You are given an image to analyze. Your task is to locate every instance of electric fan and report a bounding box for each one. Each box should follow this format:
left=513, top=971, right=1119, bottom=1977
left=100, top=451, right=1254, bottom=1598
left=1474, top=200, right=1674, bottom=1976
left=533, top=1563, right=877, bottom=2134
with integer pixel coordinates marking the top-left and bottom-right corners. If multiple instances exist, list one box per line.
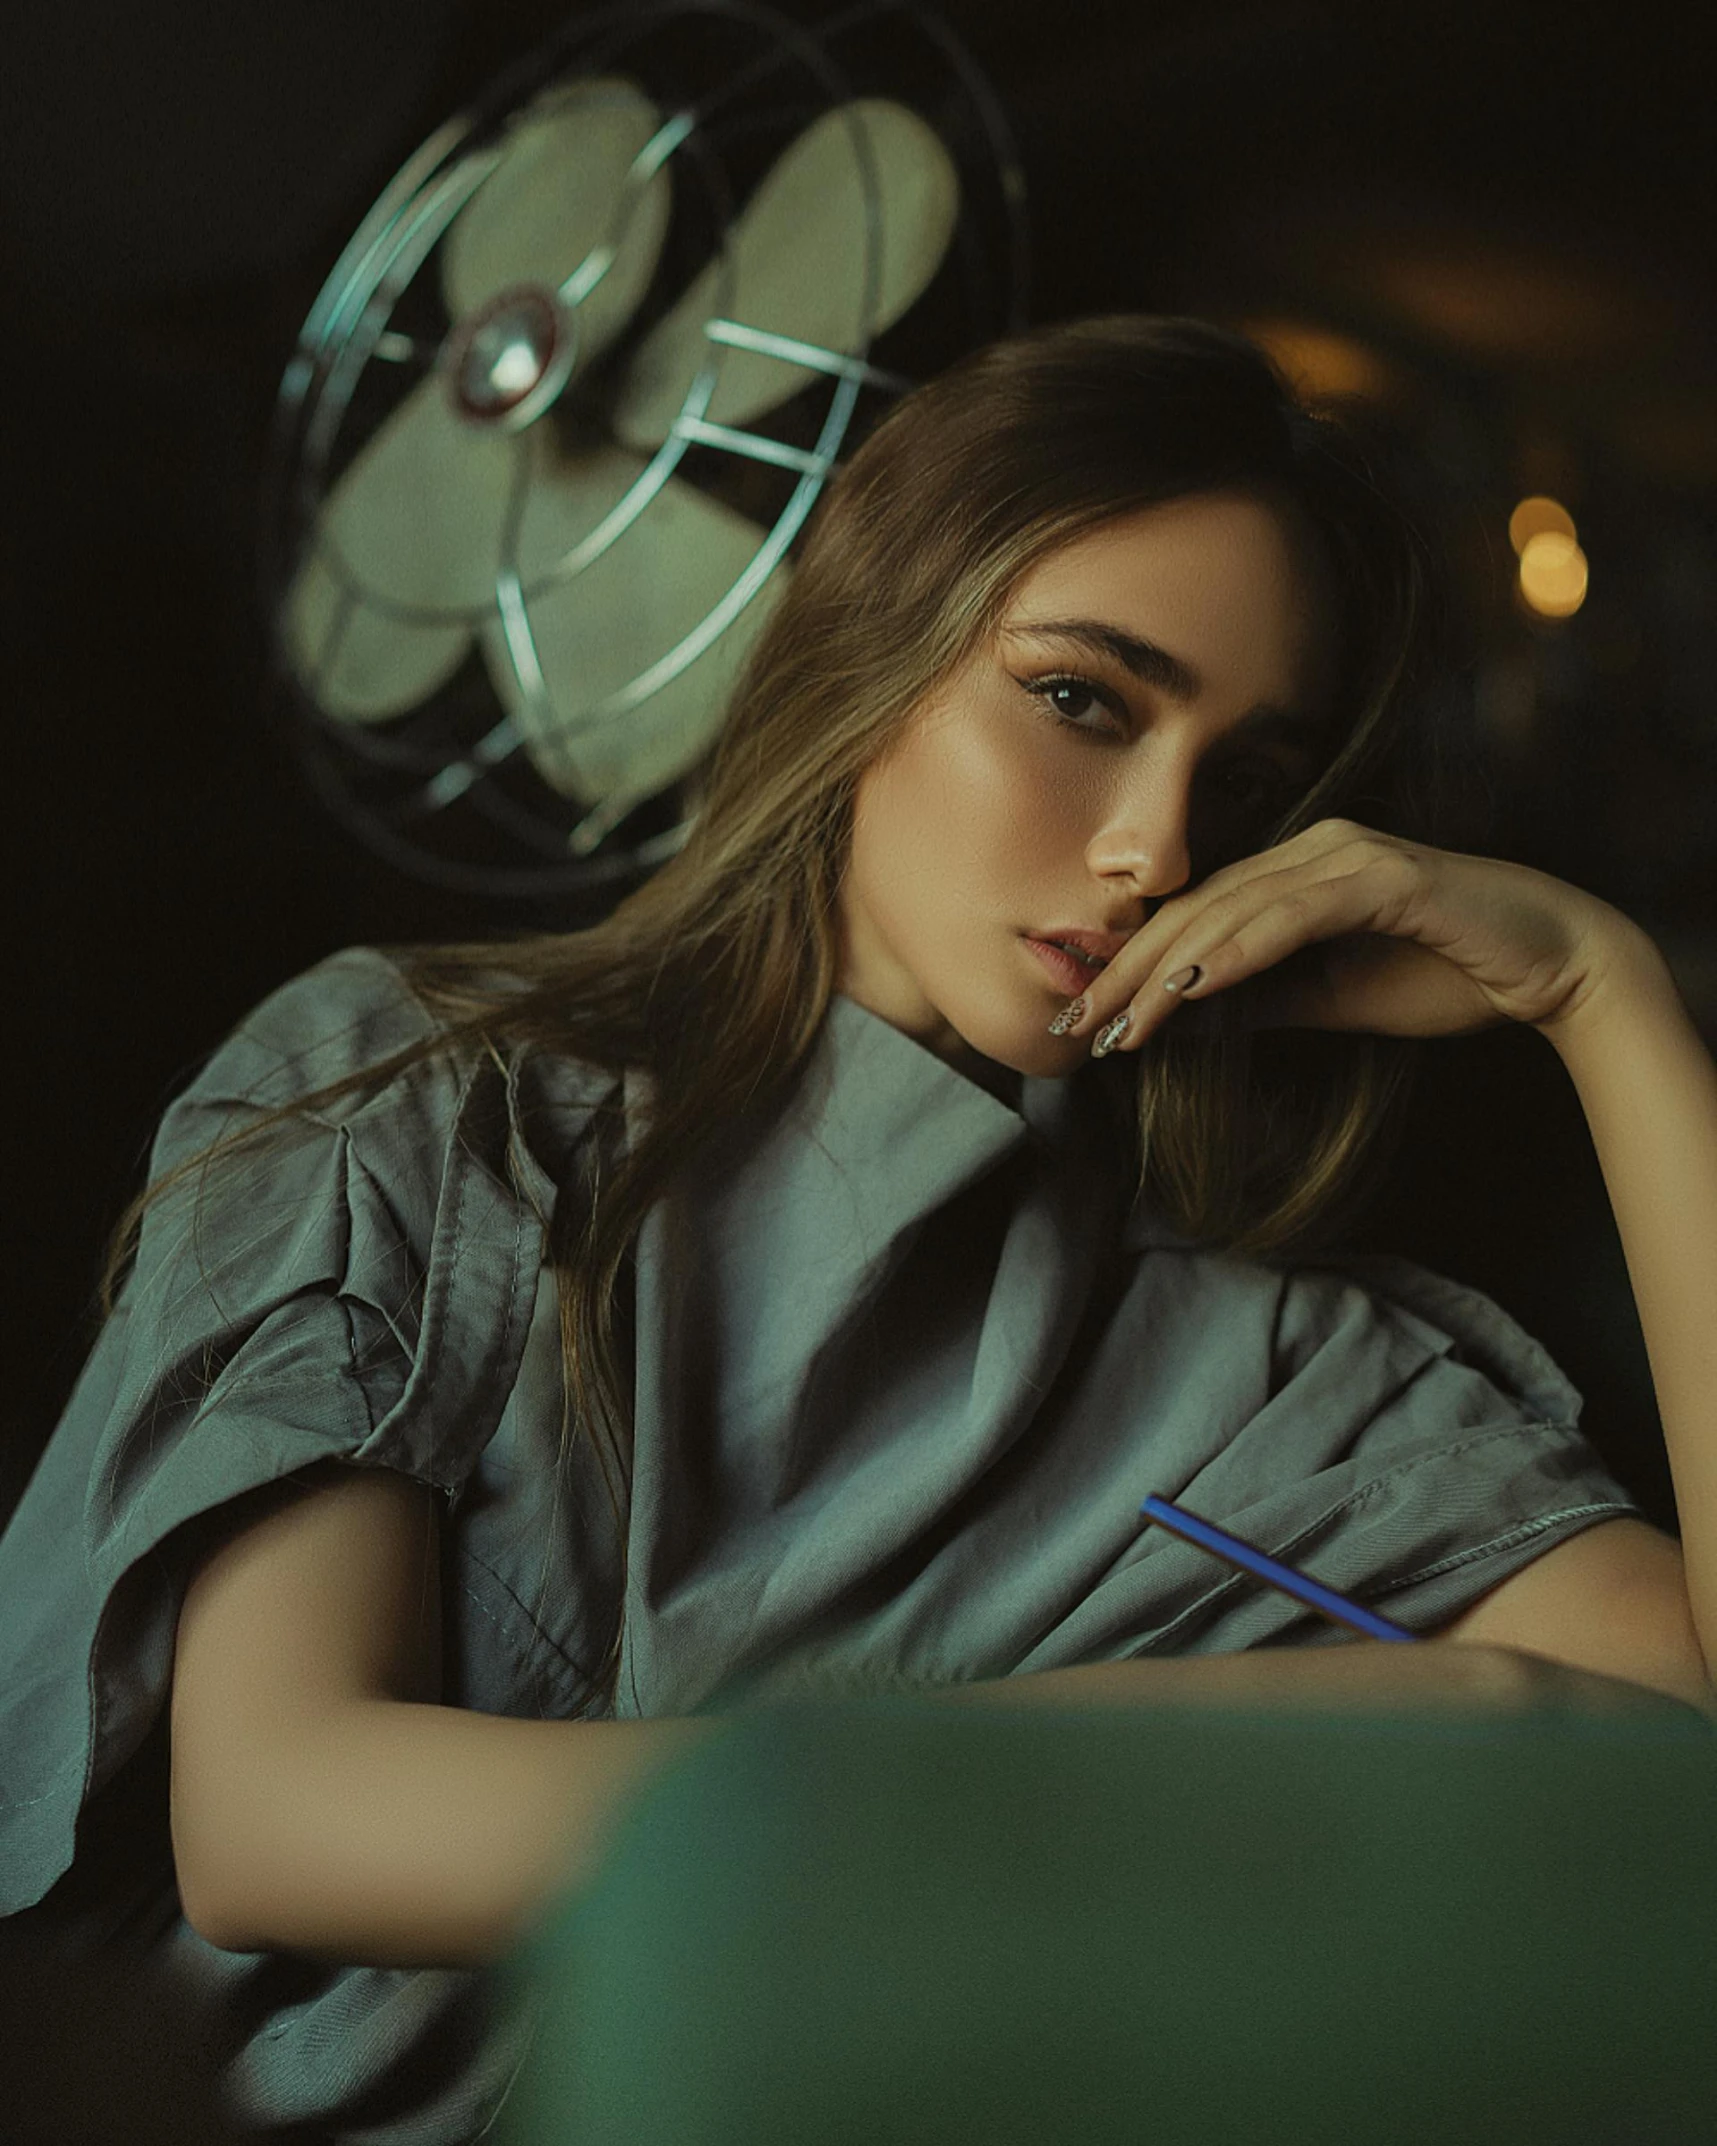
left=265, top=0, right=1028, bottom=897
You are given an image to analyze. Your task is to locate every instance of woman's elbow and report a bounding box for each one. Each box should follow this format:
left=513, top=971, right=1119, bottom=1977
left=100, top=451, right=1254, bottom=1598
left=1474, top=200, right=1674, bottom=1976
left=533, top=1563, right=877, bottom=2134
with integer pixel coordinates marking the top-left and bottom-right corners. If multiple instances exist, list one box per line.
left=169, top=1737, right=321, bottom=1955
left=170, top=1778, right=267, bottom=1954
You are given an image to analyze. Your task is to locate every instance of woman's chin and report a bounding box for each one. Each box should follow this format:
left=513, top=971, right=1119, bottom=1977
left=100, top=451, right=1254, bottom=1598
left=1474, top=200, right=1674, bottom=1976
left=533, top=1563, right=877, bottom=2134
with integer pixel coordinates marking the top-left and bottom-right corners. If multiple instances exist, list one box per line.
left=947, top=1023, right=1084, bottom=1088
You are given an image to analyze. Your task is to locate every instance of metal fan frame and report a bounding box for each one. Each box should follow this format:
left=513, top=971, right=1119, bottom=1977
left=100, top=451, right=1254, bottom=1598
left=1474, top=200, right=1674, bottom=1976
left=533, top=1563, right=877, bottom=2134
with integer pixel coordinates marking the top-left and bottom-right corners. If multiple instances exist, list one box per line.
left=263, top=0, right=1028, bottom=896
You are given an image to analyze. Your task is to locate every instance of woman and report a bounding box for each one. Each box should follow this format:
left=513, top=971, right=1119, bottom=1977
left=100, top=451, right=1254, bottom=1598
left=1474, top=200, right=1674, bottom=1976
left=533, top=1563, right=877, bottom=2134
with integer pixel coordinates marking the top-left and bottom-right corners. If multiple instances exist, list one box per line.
left=2, top=315, right=1712, bottom=2143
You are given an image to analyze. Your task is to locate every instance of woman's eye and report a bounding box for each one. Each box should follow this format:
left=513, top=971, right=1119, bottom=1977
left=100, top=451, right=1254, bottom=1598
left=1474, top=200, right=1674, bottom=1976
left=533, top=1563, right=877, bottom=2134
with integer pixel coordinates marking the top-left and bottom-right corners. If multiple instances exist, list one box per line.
left=1026, top=675, right=1125, bottom=735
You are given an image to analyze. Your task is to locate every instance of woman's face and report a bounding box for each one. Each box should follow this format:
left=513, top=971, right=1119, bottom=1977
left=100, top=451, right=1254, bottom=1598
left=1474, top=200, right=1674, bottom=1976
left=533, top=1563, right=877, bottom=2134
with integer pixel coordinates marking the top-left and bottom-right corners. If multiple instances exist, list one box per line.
left=836, top=489, right=1343, bottom=1083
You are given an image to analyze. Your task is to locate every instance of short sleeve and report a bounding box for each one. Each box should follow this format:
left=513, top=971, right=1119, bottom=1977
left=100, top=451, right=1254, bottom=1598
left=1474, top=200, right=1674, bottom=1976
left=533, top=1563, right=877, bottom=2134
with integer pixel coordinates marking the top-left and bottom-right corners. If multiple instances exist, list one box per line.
left=1110, top=1245, right=1649, bottom=1658
left=0, top=947, right=555, bottom=1911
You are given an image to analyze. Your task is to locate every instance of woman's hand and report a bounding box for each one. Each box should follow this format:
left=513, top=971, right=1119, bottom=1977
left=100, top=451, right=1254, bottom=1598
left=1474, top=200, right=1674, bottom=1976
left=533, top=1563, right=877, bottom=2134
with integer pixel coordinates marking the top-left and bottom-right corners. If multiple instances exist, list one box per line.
left=1056, top=817, right=1661, bottom=1054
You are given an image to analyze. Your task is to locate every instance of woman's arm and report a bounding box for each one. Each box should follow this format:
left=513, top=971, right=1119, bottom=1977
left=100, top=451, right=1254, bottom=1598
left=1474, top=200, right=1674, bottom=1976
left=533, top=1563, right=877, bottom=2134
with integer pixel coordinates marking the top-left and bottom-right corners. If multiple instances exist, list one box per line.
left=172, top=1463, right=1701, bottom=1973
left=1039, top=821, right=1717, bottom=1708
left=170, top=1462, right=708, bottom=1969
left=943, top=1638, right=1705, bottom=1721
left=1533, top=925, right=1717, bottom=1676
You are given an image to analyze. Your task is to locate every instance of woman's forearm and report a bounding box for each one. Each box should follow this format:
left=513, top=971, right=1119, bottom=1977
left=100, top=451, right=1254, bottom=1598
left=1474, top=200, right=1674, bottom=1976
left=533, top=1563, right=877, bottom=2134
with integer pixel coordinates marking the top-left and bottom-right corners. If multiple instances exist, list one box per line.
left=183, top=1701, right=718, bottom=1970
left=1541, top=930, right=1717, bottom=1676
left=942, top=1637, right=1706, bottom=1719
left=190, top=1658, right=1436, bottom=1969
left=191, top=1639, right=1697, bottom=1970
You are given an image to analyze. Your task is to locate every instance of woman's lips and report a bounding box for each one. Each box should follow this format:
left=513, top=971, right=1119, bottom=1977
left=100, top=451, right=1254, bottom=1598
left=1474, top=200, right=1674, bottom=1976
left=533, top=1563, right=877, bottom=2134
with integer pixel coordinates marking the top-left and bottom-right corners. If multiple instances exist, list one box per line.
left=1024, top=936, right=1105, bottom=995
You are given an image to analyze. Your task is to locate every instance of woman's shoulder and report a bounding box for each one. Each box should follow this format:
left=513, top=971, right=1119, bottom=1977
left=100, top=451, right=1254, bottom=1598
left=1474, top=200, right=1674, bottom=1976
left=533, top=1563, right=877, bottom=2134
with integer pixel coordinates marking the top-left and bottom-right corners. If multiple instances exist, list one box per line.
left=181, top=945, right=455, bottom=1113
left=1277, top=1245, right=1583, bottom=1429
left=172, top=944, right=616, bottom=1137
left=131, top=946, right=625, bottom=1260
left=1124, top=1200, right=1581, bottom=1432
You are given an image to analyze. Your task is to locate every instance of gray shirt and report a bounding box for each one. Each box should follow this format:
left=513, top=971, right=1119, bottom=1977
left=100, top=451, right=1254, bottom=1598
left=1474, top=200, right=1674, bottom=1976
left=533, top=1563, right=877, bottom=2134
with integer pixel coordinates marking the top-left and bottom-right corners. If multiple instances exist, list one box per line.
left=0, top=947, right=1644, bottom=2141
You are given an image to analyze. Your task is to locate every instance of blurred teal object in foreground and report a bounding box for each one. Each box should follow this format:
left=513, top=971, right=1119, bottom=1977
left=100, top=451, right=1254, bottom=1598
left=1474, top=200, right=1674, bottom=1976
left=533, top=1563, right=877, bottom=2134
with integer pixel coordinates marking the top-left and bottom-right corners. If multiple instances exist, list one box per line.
left=498, top=1695, right=1717, bottom=2144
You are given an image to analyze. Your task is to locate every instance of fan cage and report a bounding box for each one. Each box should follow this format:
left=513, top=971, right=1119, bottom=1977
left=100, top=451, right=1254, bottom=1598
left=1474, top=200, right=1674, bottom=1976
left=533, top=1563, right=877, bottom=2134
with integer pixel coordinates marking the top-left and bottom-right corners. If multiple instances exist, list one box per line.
left=262, top=0, right=1028, bottom=897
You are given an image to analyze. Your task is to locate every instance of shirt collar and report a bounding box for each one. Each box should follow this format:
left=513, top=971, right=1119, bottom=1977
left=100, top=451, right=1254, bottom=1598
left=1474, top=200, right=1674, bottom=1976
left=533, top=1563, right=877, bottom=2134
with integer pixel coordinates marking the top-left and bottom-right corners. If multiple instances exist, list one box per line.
left=506, top=987, right=1140, bottom=1229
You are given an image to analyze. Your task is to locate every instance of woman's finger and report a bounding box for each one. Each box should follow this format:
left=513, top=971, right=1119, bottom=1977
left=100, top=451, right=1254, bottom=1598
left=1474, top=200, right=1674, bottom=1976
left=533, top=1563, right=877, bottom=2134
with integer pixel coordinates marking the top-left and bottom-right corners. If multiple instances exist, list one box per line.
left=1056, top=824, right=1387, bottom=1039
left=1059, top=835, right=1404, bottom=1049
left=1091, top=858, right=1396, bottom=1054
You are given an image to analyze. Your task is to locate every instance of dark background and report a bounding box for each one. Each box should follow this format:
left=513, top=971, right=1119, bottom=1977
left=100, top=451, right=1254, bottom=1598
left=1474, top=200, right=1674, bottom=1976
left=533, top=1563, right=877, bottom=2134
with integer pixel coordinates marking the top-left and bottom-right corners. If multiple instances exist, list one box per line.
left=6, top=0, right=1715, bottom=1535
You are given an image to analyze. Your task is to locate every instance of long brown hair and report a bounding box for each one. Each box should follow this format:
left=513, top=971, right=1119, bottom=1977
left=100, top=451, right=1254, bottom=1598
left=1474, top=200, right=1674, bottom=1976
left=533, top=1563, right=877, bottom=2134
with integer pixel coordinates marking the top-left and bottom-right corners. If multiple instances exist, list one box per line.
left=103, top=315, right=1461, bottom=1713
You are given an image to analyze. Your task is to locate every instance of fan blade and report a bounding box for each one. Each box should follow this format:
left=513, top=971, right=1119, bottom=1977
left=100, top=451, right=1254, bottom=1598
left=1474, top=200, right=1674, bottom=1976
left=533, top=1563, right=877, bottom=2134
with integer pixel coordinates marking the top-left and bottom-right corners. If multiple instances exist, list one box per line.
left=612, top=98, right=959, bottom=449
left=284, top=378, right=530, bottom=718
left=443, top=76, right=671, bottom=368
left=284, top=545, right=473, bottom=722
left=479, top=446, right=786, bottom=810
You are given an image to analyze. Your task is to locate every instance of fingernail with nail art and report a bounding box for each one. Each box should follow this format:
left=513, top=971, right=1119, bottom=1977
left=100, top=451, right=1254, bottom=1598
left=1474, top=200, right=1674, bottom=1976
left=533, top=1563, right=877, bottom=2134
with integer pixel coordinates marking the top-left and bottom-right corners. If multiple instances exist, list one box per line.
left=1092, top=1013, right=1132, bottom=1057
left=1047, top=996, right=1087, bottom=1036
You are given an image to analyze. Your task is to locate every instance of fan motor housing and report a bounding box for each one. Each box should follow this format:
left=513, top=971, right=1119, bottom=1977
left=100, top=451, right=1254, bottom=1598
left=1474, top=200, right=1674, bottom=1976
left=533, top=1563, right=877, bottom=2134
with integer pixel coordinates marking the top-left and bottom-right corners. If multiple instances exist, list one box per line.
left=444, top=284, right=579, bottom=431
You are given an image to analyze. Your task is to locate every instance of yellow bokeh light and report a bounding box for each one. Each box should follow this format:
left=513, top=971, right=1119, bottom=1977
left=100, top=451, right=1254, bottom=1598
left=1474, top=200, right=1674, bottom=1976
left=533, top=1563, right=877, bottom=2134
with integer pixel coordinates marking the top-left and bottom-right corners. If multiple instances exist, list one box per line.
left=1518, top=530, right=1588, bottom=617
left=1508, top=494, right=1576, bottom=555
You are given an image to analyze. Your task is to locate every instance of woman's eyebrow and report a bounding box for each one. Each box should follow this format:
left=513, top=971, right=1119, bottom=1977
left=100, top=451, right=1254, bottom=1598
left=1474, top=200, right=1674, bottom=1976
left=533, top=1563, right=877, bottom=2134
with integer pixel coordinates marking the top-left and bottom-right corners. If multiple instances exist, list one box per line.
left=1002, top=615, right=1324, bottom=742
left=1006, top=615, right=1204, bottom=699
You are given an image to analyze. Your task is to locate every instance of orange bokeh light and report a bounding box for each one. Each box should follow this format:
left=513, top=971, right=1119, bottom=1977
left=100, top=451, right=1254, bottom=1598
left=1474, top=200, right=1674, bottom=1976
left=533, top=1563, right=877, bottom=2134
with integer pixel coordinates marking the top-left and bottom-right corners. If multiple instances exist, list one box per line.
left=1241, top=318, right=1394, bottom=403
left=1508, top=495, right=1576, bottom=555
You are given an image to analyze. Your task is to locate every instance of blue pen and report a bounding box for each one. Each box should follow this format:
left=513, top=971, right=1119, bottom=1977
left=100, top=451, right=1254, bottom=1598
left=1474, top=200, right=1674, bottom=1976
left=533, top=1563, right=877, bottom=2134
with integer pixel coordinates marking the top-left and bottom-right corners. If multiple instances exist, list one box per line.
left=1139, top=1494, right=1419, bottom=1643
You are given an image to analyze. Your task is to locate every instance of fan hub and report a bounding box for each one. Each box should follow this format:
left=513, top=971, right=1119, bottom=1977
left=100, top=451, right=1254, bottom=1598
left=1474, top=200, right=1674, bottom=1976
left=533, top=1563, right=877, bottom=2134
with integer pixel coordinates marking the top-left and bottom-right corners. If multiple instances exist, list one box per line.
left=444, top=283, right=577, bottom=429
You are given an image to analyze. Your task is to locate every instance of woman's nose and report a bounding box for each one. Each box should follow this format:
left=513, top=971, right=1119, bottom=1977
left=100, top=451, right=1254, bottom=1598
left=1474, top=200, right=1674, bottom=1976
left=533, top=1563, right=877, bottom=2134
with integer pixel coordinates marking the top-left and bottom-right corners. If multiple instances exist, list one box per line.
left=1088, top=774, right=1194, bottom=900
